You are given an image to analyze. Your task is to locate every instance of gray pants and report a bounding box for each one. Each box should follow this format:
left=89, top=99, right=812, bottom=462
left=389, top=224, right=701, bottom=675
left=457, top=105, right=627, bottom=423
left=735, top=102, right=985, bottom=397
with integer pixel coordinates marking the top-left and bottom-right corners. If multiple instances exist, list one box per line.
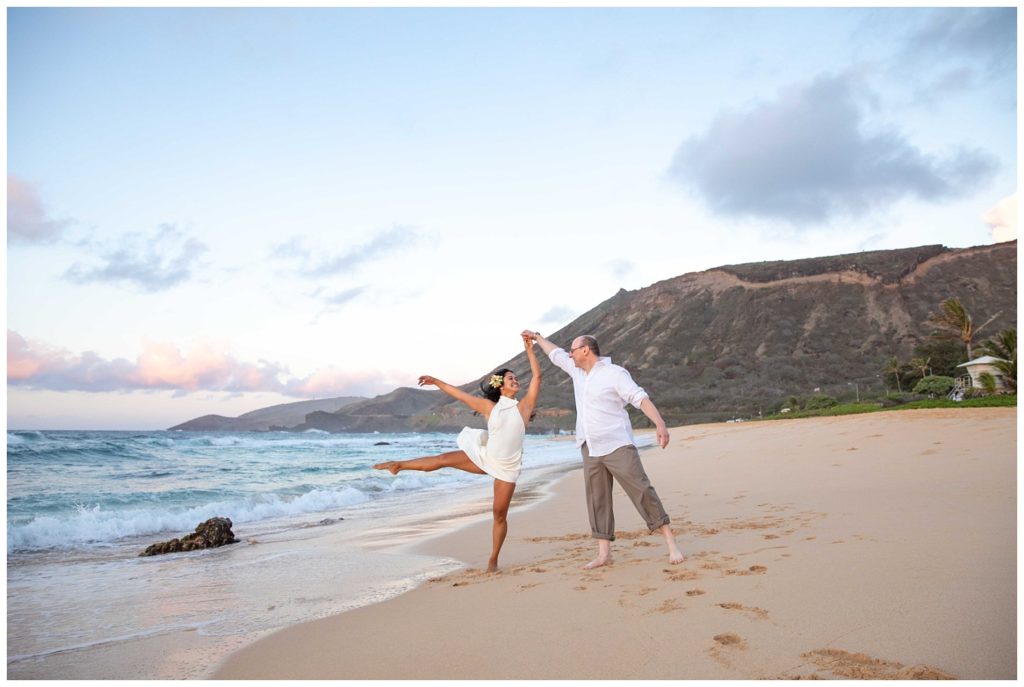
left=582, top=442, right=670, bottom=541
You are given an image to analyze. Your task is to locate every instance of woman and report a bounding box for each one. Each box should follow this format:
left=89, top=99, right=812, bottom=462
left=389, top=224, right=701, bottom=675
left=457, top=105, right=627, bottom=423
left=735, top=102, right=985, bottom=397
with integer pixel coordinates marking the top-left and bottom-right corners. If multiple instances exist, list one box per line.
left=373, top=333, right=542, bottom=572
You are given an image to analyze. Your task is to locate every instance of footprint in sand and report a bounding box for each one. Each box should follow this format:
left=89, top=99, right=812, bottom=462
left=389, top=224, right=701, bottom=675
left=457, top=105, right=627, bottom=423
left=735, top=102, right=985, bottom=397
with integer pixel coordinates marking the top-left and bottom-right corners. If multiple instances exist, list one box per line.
left=717, top=602, right=769, bottom=620
left=709, top=633, right=746, bottom=667
left=663, top=568, right=700, bottom=581
left=649, top=598, right=685, bottom=614
left=714, top=633, right=742, bottom=645
left=791, top=648, right=955, bottom=680
left=686, top=589, right=706, bottom=596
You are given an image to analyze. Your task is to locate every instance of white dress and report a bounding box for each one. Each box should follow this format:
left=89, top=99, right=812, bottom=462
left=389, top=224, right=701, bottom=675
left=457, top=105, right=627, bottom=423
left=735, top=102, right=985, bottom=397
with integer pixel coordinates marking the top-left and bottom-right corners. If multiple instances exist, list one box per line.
left=456, top=395, right=524, bottom=483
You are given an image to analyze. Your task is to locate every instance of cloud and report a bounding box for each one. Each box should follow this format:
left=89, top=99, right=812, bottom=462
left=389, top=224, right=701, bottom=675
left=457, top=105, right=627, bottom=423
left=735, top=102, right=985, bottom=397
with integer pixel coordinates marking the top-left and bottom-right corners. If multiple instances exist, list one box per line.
left=901, top=8, right=1015, bottom=78
left=284, top=366, right=392, bottom=398
left=667, top=72, right=999, bottom=225
left=982, top=193, right=1017, bottom=243
left=272, top=225, right=422, bottom=278
left=8, top=331, right=286, bottom=394
left=8, top=176, right=72, bottom=244
left=538, top=306, right=578, bottom=327
left=322, top=286, right=368, bottom=306
left=607, top=259, right=634, bottom=278
left=64, top=224, right=208, bottom=292
left=8, top=330, right=392, bottom=398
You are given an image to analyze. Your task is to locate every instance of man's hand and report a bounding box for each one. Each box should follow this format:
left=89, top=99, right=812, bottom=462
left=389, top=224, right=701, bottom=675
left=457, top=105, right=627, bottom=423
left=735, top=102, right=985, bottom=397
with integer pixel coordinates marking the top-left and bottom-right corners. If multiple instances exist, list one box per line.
left=656, top=424, right=670, bottom=449
left=524, top=329, right=559, bottom=355
left=418, top=375, right=439, bottom=387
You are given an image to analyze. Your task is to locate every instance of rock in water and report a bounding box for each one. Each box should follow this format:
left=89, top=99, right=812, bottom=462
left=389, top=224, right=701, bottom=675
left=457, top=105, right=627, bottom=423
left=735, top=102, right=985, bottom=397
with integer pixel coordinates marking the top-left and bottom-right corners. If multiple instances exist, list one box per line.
left=140, top=517, right=239, bottom=556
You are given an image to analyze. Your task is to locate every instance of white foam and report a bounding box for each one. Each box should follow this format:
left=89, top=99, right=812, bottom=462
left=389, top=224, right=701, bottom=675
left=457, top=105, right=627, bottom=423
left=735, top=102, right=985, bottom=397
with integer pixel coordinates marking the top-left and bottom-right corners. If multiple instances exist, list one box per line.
left=7, top=486, right=373, bottom=553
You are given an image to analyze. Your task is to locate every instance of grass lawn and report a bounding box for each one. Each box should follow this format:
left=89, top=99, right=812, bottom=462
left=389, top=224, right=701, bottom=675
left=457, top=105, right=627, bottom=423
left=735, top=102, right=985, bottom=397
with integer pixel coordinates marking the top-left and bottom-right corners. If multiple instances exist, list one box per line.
left=762, top=394, right=1017, bottom=421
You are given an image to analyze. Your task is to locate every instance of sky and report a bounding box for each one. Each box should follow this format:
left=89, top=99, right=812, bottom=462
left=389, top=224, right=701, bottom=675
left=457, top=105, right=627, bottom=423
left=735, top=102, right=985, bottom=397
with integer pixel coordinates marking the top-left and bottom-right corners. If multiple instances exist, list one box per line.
left=6, top=6, right=1018, bottom=430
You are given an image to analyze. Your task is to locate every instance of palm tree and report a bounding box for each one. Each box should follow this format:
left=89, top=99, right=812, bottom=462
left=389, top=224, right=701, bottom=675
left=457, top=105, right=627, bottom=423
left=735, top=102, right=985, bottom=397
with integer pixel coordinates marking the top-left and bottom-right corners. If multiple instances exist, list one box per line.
left=978, top=372, right=998, bottom=394
left=927, top=297, right=1000, bottom=360
left=977, top=328, right=1017, bottom=391
left=885, top=357, right=903, bottom=393
left=910, top=356, right=931, bottom=379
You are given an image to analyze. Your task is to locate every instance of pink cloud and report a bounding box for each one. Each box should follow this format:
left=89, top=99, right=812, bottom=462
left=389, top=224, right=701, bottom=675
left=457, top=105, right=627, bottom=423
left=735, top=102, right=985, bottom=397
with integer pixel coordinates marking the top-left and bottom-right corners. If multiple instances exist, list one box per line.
left=7, top=331, right=390, bottom=398
left=982, top=193, right=1017, bottom=243
left=285, top=367, right=391, bottom=397
left=8, top=176, right=71, bottom=244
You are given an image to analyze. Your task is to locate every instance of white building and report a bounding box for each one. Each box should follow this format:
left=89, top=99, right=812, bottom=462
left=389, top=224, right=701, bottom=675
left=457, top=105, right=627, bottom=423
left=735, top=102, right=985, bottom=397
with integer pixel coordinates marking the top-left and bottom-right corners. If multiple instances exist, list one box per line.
left=955, top=356, right=1009, bottom=391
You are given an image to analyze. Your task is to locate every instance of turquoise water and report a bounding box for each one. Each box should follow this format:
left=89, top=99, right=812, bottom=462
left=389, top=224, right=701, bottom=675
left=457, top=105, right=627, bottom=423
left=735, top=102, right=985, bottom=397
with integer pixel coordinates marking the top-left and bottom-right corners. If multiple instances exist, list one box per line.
left=6, top=429, right=582, bottom=672
left=7, top=429, right=577, bottom=553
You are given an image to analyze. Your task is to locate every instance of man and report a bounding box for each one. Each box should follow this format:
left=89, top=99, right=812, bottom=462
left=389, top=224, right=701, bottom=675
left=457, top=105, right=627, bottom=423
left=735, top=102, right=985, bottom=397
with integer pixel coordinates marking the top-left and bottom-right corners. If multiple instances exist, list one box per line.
left=524, top=330, right=684, bottom=569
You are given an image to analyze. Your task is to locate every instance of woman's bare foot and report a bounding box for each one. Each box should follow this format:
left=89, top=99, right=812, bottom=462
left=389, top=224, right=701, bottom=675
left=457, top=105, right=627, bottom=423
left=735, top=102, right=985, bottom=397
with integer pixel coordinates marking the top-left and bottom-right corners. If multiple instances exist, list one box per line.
left=372, top=461, right=400, bottom=475
left=486, top=559, right=499, bottom=573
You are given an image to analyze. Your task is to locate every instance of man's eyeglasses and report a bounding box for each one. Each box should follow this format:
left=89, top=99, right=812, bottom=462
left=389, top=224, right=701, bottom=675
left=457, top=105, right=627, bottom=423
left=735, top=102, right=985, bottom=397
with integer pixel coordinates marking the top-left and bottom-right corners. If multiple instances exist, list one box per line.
left=568, top=345, right=586, bottom=354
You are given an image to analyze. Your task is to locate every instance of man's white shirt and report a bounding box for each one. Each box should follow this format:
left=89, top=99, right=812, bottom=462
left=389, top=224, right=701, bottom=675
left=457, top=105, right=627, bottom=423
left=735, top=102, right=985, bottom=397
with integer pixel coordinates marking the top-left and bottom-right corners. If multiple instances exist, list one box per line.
left=548, top=348, right=649, bottom=457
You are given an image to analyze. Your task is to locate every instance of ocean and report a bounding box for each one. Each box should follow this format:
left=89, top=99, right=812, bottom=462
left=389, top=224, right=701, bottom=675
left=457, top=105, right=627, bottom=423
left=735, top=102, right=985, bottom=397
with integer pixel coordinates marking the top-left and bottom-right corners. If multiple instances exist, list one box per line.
left=6, top=429, right=596, bottom=676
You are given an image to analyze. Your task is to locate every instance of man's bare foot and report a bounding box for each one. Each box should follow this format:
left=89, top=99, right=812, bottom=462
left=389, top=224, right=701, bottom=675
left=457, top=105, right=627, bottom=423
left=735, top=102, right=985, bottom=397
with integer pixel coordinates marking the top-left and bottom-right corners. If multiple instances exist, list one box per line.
left=582, top=555, right=612, bottom=570
left=668, top=550, right=684, bottom=564
left=372, top=461, right=400, bottom=475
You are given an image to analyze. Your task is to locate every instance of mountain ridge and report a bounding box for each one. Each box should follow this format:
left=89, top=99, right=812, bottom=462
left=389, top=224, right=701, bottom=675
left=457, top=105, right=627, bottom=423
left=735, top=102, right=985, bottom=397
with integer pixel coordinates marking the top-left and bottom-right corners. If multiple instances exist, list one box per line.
left=168, top=241, right=1017, bottom=432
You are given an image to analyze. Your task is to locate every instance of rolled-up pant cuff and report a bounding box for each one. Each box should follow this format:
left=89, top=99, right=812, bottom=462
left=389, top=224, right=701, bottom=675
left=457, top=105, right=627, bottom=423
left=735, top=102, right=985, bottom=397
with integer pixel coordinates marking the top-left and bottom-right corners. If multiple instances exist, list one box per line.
left=648, top=516, right=670, bottom=532
left=592, top=531, right=615, bottom=541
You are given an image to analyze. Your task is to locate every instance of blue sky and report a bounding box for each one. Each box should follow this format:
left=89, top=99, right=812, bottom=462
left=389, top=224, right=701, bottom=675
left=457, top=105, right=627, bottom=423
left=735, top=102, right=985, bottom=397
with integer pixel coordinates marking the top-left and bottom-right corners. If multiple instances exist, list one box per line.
left=7, top=7, right=1017, bottom=430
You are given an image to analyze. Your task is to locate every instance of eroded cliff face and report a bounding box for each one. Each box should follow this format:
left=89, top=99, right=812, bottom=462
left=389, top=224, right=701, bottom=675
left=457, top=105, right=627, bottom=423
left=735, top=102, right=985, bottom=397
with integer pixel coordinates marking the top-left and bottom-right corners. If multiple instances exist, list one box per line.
left=471, top=241, right=1016, bottom=428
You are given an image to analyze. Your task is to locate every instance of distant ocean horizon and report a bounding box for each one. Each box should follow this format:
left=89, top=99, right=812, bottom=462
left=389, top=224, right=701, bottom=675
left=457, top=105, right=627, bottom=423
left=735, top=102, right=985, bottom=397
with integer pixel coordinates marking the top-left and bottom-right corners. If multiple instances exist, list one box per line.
left=6, top=429, right=592, bottom=672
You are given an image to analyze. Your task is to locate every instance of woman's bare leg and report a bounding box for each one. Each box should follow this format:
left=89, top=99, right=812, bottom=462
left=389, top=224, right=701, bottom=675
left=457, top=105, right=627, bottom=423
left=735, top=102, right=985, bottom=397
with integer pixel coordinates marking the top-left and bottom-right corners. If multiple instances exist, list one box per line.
left=488, top=479, right=516, bottom=572
left=373, top=450, right=486, bottom=476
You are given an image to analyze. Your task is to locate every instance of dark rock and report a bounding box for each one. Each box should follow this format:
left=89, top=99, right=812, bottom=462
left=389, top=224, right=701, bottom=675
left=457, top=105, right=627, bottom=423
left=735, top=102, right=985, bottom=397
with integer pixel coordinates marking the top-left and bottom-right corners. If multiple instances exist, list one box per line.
left=373, top=441, right=391, bottom=446
left=140, top=517, right=239, bottom=557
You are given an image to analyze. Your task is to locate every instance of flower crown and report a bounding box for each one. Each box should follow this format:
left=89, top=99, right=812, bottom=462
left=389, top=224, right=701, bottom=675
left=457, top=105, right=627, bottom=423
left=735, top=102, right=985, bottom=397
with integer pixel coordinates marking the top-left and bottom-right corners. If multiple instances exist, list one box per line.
left=488, top=374, right=504, bottom=389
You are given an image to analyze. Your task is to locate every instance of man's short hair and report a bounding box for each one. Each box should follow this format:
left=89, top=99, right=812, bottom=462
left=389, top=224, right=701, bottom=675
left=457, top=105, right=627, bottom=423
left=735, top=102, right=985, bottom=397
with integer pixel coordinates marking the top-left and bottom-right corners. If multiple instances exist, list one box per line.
left=579, top=335, right=600, bottom=356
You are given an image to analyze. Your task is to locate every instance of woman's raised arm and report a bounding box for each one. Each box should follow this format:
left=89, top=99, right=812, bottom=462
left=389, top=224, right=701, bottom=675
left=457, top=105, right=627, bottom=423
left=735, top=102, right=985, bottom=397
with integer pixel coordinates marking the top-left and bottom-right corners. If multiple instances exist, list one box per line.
left=418, top=375, right=494, bottom=417
left=517, top=333, right=542, bottom=425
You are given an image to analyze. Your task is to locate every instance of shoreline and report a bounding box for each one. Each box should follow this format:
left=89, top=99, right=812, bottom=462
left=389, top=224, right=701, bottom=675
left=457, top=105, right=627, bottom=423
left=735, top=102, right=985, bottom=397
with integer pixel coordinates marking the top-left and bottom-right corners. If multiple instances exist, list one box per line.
left=7, top=450, right=581, bottom=680
left=214, top=407, right=1016, bottom=679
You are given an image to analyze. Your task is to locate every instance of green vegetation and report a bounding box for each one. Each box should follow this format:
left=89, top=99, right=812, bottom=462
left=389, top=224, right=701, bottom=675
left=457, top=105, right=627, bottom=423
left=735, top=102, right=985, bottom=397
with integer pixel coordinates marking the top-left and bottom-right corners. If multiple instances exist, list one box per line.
left=927, top=296, right=1001, bottom=360
left=912, top=375, right=955, bottom=396
left=762, top=394, right=1015, bottom=421
left=804, top=394, right=838, bottom=410
left=977, top=328, right=1017, bottom=392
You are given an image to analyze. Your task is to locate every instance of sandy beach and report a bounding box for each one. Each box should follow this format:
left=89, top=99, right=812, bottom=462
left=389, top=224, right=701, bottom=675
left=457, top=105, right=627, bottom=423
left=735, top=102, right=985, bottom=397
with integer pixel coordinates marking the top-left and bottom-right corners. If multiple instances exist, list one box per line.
left=213, top=407, right=1016, bottom=679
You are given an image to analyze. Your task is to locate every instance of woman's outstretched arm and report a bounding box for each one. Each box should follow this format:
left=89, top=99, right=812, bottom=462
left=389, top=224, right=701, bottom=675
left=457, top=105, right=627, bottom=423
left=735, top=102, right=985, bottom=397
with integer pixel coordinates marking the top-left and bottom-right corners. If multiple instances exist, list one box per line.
left=418, top=375, right=494, bottom=417
left=518, top=333, right=542, bottom=425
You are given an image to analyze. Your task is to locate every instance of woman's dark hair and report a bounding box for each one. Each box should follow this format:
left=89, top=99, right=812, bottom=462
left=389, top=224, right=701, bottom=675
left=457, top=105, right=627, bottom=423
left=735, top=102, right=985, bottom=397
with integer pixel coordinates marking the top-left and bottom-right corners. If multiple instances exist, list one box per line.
left=479, top=368, right=514, bottom=403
